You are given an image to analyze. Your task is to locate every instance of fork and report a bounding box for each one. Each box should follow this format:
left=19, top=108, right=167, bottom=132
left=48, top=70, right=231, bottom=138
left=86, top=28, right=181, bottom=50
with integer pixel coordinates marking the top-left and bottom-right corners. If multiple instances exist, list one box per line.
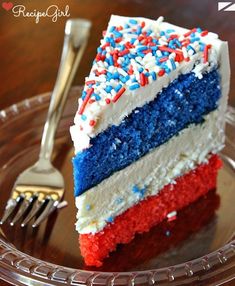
left=0, top=19, right=91, bottom=228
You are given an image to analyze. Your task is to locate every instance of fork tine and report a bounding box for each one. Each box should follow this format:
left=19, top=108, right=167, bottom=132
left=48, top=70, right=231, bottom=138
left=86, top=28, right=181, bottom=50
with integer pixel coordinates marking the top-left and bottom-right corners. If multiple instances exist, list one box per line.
left=0, top=198, right=19, bottom=225
left=21, top=200, right=44, bottom=227
left=32, top=199, right=58, bottom=228
left=10, top=198, right=32, bottom=226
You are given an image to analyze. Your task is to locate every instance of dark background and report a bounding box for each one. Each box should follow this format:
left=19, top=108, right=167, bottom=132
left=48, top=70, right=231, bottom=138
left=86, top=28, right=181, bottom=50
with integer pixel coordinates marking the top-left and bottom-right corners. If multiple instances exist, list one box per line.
left=0, top=1, right=234, bottom=285
left=0, top=0, right=234, bottom=111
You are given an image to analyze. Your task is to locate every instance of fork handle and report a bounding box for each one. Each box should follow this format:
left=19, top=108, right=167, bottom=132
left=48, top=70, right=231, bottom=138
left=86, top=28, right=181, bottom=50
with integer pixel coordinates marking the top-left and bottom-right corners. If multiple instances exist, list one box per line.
left=39, top=19, right=91, bottom=161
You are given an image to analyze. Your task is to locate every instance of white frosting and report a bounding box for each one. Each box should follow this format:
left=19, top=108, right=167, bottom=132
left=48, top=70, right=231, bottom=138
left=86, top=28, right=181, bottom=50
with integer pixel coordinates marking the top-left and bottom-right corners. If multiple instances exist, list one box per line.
left=70, top=15, right=226, bottom=153
left=75, top=110, right=225, bottom=234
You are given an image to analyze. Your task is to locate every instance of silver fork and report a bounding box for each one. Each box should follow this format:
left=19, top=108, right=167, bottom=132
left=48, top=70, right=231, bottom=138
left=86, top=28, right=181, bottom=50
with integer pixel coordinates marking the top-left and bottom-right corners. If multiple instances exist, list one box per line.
left=0, top=19, right=91, bottom=228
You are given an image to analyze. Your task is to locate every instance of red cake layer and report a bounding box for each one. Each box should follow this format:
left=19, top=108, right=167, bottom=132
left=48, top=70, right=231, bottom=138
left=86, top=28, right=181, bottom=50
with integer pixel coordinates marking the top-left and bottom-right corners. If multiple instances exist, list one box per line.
left=80, top=154, right=222, bottom=267
left=88, top=190, right=220, bottom=272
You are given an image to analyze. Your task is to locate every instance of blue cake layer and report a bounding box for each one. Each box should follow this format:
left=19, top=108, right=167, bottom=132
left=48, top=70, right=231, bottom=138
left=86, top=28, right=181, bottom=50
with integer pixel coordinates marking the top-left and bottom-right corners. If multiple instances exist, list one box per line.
left=73, top=69, right=221, bottom=196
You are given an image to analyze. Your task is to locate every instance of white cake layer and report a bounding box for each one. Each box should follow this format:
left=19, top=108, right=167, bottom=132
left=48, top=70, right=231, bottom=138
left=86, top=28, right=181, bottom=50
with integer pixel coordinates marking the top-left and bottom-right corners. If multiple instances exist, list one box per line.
left=70, top=15, right=230, bottom=153
left=75, top=109, right=224, bottom=234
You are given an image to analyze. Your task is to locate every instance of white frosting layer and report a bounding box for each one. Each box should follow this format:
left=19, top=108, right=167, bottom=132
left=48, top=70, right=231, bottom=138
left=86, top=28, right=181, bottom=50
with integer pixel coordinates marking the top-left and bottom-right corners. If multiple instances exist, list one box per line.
left=70, top=15, right=227, bottom=153
left=75, top=109, right=224, bottom=234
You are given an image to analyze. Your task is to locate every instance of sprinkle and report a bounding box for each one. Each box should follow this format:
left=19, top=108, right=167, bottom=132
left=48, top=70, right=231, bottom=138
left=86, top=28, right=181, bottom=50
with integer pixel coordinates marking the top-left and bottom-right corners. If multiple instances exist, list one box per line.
left=78, top=88, right=94, bottom=115
left=117, top=68, right=128, bottom=77
left=141, top=21, right=145, bottom=28
left=203, top=44, right=212, bottom=63
left=126, top=63, right=133, bottom=74
left=183, top=28, right=197, bottom=37
left=201, top=30, right=209, bottom=37
left=158, top=46, right=183, bottom=56
left=132, top=185, right=146, bottom=199
left=111, top=72, right=120, bottom=80
left=96, top=69, right=107, bottom=75
left=112, top=86, right=126, bottom=102
left=190, top=32, right=196, bottom=38
left=168, top=35, right=179, bottom=42
left=137, top=46, right=148, bottom=52
left=81, top=114, right=87, bottom=121
left=129, top=83, right=140, bottom=90
left=159, top=57, right=168, bottom=63
left=106, top=216, right=114, bottom=223
left=199, top=42, right=206, bottom=52
left=89, top=120, right=96, bottom=127
left=151, top=71, right=157, bottom=80
left=181, top=38, right=191, bottom=47
left=105, top=98, right=111, bottom=104
left=182, top=47, right=189, bottom=59
left=132, top=185, right=140, bottom=194
left=114, top=83, right=123, bottom=92
left=170, top=59, right=177, bottom=70
left=166, top=29, right=176, bottom=34
left=102, top=43, right=110, bottom=50
left=145, top=75, right=149, bottom=85
left=142, top=49, right=152, bottom=54
left=129, top=19, right=138, bottom=25
left=167, top=211, right=177, bottom=222
left=105, top=85, right=113, bottom=93
left=109, top=26, right=115, bottom=32
left=94, top=93, right=101, bottom=101
left=113, top=30, right=123, bottom=38
left=140, top=73, right=146, bottom=86
left=190, top=37, right=200, bottom=43
left=137, top=51, right=145, bottom=58
left=95, top=53, right=106, bottom=62
left=156, top=16, right=164, bottom=26
left=115, top=38, right=122, bottom=43
left=187, top=45, right=196, bottom=54
left=120, top=75, right=129, bottom=83
left=119, top=49, right=129, bottom=56
left=175, top=53, right=184, bottom=62
left=156, top=50, right=163, bottom=57
left=81, top=90, right=87, bottom=100
left=158, top=69, right=165, bottom=77
left=175, top=39, right=182, bottom=48
left=86, top=80, right=95, bottom=85
left=106, top=56, right=113, bottom=66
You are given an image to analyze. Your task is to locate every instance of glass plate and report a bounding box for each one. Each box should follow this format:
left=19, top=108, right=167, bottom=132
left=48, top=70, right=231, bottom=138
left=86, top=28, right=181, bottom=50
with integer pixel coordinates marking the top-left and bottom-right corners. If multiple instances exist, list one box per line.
left=0, top=87, right=234, bottom=286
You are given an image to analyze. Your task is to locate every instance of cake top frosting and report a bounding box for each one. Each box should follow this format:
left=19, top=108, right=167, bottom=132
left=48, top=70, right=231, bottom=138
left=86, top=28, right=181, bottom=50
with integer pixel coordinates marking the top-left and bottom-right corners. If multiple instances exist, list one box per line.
left=71, top=15, right=222, bottom=153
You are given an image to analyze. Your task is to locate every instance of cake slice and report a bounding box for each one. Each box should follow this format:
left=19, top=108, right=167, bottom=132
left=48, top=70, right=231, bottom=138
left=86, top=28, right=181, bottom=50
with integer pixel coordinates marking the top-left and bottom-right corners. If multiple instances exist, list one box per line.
left=70, top=15, right=230, bottom=267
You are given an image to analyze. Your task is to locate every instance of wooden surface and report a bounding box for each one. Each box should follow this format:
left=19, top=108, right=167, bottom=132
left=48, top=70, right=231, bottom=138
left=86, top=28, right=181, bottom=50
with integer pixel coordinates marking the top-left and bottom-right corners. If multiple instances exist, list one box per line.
left=0, top=0, right=234, bottom=110
left=0, top=1, right=234, bottom=285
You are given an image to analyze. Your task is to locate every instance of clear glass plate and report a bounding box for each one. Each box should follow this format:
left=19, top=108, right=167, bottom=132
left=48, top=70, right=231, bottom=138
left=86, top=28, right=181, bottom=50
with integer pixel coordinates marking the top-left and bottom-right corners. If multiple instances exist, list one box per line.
left=0, top=87, right=234, bottom=286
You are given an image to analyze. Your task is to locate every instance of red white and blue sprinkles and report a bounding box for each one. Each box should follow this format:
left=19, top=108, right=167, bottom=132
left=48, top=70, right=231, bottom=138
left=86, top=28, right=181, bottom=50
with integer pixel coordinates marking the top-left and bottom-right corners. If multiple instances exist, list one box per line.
left=78, top=16, right=212, bottom=129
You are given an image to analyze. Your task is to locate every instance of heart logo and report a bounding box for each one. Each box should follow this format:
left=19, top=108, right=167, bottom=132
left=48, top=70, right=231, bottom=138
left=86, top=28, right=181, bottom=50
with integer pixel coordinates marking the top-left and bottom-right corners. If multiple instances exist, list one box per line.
left=2, top=2, right=14, bottom=11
